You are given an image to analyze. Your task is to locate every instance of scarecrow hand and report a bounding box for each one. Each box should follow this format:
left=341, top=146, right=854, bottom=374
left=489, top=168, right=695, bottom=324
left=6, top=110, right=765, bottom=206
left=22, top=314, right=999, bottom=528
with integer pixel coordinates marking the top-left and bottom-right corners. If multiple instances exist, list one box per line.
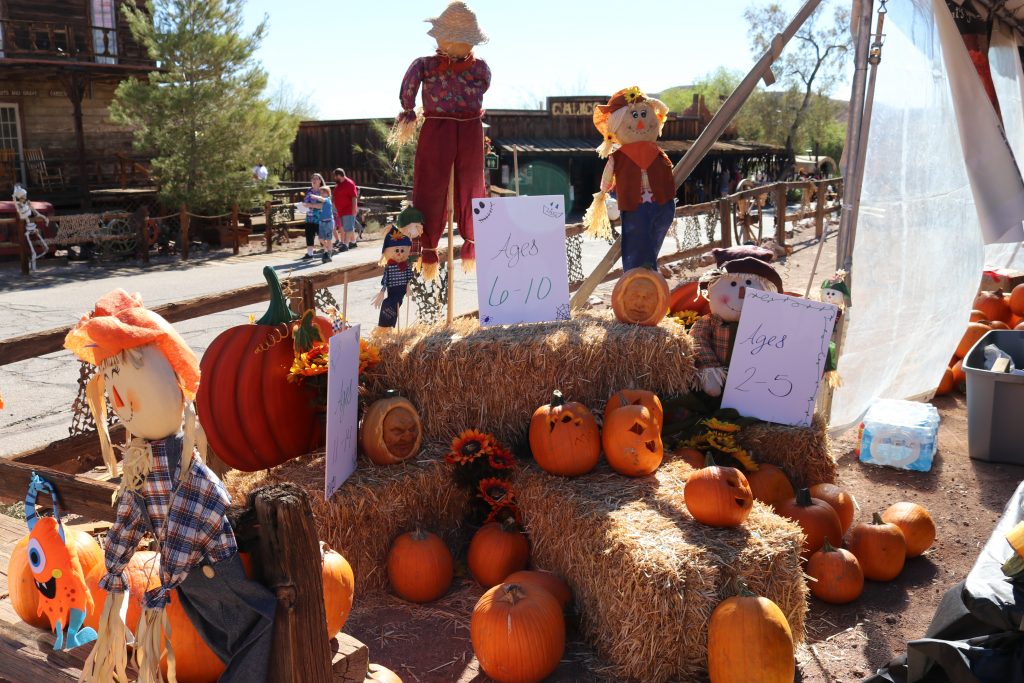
left=371, top=289, right=386, bottom=309
left=700, top=368, right=726, bottom=397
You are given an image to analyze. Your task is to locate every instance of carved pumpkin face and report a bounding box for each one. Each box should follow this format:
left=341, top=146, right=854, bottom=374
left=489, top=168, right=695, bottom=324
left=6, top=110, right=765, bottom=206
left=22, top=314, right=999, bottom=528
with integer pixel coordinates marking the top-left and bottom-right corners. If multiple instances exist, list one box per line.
left=601, top=404, right=663, bottom=477
left=361, top=393, right=423, bottom=465
left=528, top=391, right=600, bottom=477
left=684, top=458, right=754, bottom=527
left=101, top=344, right=185, bottom=440
left=611, top=268, right=670, bottom=326
left=381, top=407, right=420, bottom=460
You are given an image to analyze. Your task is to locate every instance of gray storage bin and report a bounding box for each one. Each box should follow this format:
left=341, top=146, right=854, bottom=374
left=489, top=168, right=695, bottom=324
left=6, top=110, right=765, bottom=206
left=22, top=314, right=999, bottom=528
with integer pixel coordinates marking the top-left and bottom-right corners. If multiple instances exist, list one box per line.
left=963, top=329, right=1024, bottom=464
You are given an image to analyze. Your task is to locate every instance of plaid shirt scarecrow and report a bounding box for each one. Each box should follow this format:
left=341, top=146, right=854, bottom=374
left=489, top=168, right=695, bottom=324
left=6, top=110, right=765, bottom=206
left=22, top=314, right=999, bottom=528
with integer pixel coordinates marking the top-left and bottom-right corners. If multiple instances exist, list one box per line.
left=689, top=313, right=739, bottom=370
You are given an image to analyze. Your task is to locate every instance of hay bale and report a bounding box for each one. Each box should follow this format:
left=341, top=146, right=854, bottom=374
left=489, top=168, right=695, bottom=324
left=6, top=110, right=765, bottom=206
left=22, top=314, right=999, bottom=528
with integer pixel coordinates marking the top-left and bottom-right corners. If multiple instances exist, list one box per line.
left=516, top=456, right=807, bottom=683
left=225, top=448, right=467, bottom=593
left=365, top=312, right=698, bottom=445
left=739, top=414, right=836, bottom=486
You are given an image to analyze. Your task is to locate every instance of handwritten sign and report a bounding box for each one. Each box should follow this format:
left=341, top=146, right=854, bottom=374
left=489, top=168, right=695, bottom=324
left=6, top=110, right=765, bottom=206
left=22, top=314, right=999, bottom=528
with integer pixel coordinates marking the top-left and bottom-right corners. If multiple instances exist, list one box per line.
left=473, top=195, right=571, bottom=326
left=325, top=324, right=360, bottom=499
left=721, top=291, right=838, bottom=427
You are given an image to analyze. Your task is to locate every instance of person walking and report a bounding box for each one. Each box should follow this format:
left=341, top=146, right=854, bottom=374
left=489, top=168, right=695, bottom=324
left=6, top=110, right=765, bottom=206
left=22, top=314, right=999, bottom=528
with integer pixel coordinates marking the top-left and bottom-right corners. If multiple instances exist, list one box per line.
left=301, top=173, right=327, bottom=260
left=332, top=168, right=359, bottom=252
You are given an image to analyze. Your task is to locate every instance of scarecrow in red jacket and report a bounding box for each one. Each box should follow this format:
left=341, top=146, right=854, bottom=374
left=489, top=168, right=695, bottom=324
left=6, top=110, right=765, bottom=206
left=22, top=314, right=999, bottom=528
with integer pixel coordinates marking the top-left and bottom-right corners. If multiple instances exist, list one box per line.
left=389, top=1, right=490, bottom=281
left=584, top=87, right=675, bottom=271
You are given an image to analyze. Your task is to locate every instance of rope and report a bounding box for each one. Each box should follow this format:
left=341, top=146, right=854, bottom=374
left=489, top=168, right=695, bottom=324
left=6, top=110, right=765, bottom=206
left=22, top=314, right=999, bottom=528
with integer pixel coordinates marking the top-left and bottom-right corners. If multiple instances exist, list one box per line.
left=185, top=212, right=232, bottom=220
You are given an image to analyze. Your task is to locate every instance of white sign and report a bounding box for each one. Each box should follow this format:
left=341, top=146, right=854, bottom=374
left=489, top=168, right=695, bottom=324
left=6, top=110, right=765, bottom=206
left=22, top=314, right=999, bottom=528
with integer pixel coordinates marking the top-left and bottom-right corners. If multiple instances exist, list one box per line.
left=473, top=195, right=571, bottom=326
left=721, top=291, right=839, bottom=427
left=325, top=324, right=360, bottom=499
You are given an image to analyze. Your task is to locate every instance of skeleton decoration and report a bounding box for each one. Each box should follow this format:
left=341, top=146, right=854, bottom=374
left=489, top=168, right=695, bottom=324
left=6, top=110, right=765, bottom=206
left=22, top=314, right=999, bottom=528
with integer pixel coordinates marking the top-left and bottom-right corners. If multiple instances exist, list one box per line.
left=13, top=185, right=49, bottom=272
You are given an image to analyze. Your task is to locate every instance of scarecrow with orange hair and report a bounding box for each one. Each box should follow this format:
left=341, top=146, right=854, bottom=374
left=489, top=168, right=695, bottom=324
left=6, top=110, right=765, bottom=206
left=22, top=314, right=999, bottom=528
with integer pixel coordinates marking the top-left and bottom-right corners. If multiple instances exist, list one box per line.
left=65, top=289, right=274, bottom=683
left=584, top=87, right=676, bottom=271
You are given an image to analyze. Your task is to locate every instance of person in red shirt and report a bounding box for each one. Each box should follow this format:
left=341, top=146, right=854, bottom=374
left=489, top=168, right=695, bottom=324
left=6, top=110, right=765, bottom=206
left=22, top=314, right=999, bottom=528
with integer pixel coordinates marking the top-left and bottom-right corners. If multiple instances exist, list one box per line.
left=332, top=168, right=359, bottom=252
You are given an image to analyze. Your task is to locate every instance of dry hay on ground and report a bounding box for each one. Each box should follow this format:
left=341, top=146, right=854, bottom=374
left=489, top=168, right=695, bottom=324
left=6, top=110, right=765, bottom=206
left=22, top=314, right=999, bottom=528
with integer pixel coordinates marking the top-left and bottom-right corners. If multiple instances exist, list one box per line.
left=225, top=446, right=467, bottom=593
left=739, top=414, right=837, bottom=486
left=363, top=312, right=699, bottom=446
left=515, top=455, right=807, bottom=683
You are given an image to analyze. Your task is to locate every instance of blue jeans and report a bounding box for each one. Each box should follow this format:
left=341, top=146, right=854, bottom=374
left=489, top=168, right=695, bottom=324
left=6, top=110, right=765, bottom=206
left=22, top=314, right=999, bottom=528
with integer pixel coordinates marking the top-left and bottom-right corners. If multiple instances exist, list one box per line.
left=621, top=200, right=675, bottom=271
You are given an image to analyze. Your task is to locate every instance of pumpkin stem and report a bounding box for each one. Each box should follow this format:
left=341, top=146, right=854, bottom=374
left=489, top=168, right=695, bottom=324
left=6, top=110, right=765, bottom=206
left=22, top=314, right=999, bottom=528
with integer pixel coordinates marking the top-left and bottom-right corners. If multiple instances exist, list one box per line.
left=551, top=390, right=565, bottom=407
left=501, top=583, right=525, bottom=606
left=704, top=452, right=717, bottom=468
left=734, top=579, right=757, bottom=598
left=500, top=517, right=520, bottom=534
left=617, top=391, right=629, bottom=408
left=821, top=538, right=837, bottom=553
left=795, top=488, right=813, bottom=507
left=384, top=389, right=399, bottom=399
left=255, top=266, right=298, bottom=325
left=871, top=512, right=885, bottom=525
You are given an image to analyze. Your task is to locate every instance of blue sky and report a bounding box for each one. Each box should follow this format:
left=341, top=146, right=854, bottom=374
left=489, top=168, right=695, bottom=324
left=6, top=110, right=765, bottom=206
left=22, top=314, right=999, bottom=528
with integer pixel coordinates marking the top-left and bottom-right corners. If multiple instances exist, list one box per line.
left=243, top=0, right=854, bottom=120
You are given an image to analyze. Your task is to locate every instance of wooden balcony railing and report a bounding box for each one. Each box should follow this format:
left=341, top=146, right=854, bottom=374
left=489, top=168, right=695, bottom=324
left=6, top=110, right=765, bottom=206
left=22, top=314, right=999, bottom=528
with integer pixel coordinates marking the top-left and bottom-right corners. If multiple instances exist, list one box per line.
left=0, top=19, right=151, bottom=66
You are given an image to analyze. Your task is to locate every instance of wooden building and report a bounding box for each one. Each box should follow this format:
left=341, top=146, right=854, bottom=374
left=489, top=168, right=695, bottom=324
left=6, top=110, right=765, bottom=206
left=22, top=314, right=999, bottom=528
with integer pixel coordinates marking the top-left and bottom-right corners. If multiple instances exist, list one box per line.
left=0, top=0, right=154, bottom=206
left=292, top=95, right=785, bottom=214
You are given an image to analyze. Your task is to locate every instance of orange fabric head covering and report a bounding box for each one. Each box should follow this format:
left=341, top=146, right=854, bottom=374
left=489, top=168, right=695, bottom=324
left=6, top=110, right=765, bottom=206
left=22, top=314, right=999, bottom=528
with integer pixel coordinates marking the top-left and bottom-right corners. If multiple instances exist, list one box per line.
left=64, top=289, right=200, bottom=400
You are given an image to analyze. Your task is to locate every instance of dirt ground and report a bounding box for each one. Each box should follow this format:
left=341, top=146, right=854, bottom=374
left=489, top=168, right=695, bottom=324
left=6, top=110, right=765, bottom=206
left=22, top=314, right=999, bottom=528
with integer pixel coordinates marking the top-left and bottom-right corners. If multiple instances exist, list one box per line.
left=342, top=219, right=1024, bottom=682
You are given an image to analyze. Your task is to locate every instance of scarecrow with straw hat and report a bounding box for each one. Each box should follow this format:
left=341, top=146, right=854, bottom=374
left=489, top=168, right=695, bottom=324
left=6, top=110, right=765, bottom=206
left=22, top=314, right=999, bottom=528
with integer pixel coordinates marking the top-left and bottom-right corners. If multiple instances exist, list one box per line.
left=64, top=290, right=275, bottom=683
left=389, top=1, right=490, bottom=281
left=583, top=87, right=675, bottom=271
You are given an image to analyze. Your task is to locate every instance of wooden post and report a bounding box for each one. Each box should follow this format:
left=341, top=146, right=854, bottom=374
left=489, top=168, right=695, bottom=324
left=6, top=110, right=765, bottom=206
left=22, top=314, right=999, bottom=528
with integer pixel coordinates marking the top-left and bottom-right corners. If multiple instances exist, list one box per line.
left=513, top=146, right=520, bottom=196
left=16, top=215, right=28, bottom=275
left=139, top=205, right=150, bottom=264
left=231, top=203, right=240, bottom=255
left=251, top=483, right=333, bottom=683
left=446, top=165, right=455, bottom=325
left=774, top=184, right=787, bottom=245
left=718, top=197, right=733, bottom=248
left=180, top=204, right=190, bottom=261
left=264, top=201, right=273, bottom=253
left=299, top=276, right=316, bottom=314
left=342, top=272, right=349, bottom=325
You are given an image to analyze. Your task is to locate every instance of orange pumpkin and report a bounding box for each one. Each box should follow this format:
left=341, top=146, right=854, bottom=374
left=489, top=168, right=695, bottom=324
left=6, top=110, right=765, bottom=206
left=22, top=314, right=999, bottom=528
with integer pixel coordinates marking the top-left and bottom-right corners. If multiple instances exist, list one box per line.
left=973, top=290, right=1011, bottom=323
left=684, top=454, right=754, bottom=527
left=603, top=389, right=664, bottom=429
left=990, top=320, right=1010, bottom=330
left=468, top=520, right=530, bottom=588
left=847, top=513, right=907, bottom=581
left=1010, top=284, right=1024, bottom=316
left=471, top=582, right=565, bottom=683
left=361, top=392, right=422, bottom=466
left=611, top=267, right=670, bottom=326
left=505, top=570, right=572, bottom=609
left=707, top=583, right=795, bottom=683
left=746, top=463, right=795, bottom=505
left=950, top=360, right=966, bottom=392
left=674, top=446, right=706, bottom=470
left=956, top=321, right=992, bottom=358
left=387, top=530, right=453, bottom=603
left=528, top=390, right=600, bottom=477
left=9, top=529, right=103, bottom=631
left=668, top=280, right=711, bottom=316
left=881, top=502, right=936, bottom=558
left=936, top=367, right=955, bottom=395
left=1003, top=521, right=1024, bottom=578
left=968, top=309, right=987, bottom=322
left=322, top=544, right=356, bottom=637
left=806, top=538, right=864, bottom=604
left=775, top=488, right=843, bottom=559
left=808, top=483, right=856, bottom=534
left=602, top=402, right=663, bottom=477
left=366, top=663, right=403, bottom=683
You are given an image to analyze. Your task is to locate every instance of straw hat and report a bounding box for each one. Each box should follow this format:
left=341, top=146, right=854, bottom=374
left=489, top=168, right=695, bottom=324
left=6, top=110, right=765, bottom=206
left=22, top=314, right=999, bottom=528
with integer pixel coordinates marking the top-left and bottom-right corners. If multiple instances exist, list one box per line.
left=425, top=2, right=488, bottom=45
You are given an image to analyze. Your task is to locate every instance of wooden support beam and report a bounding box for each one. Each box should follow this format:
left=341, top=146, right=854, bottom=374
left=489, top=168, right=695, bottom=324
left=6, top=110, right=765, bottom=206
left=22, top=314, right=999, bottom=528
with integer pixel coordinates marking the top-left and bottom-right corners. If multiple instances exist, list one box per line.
left=231, top=203, right=240, bottom=256
left=814, top=181, right=827, bottom=239
left=10, top=424, right=123, bottom=473
left=331, top=634, right=370, bottom=683
left=775, top=184, right=788, bottom=245
left=718, top=198, right=733, bottom=248
left=0, top=459, right=117, bottom=522
left=265, top=201, right=273, bottom=253
left=180, top=204, right=190, bottom=261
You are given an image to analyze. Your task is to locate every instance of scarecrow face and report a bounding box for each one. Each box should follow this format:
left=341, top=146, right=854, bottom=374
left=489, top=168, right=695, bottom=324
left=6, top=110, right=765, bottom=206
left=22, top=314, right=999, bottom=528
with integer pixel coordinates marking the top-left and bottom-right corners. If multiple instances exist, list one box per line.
left=623, top=278, right=659, bottom=322
left=437, top=39, right=472, bottom=59
left=615, top=102, right=662, bottom=145
left=102, top=345, right=186, bottom=440
left=708, top=273, right=769, bottom=323
left=381, top=407, right=420, bottom=459
left=821, top=288, right=845, bottom=309
left=398, top=221, right=423, bottom=240
left=384, top=245, right=410, bottom=262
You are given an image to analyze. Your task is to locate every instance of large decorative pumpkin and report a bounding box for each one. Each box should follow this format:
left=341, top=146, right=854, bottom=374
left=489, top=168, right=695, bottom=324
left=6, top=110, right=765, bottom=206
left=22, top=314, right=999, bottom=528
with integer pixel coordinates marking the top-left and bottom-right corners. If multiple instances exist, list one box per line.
left=611, top=267, right=670, bottom=326
left=387, top=530, right=453, bottom=603
left=973, top=289, right=1011, bottom=323
left=471, top=582, right=565, bottom=683
left=809, top=483, right=856, bottom=534
left=602, top=402, right=663, bottom=477
left=806, top=539, right=864, bottom=604
left=468, top=520, right=530, bottom=588
left=746, top=464, right=795, bottom=506
left=881, top=502, right=936, bottom=559
left=847, top=513, right=907, bottom=581
left=774, top=488, right=843, bottom=559
left=504, top=570, right=572, bottom=609
left=668, top=280, right=710, bottom=316
left=955, top=321, right=992, bottom=358
left=9, top=529, right=103, bottom=631
left=603, top=389, right=664, bottom=429
left=707, top=584, right=795, bottom=683
left=321, top=543, right=356, bottom=637
left=197, top=266, right=322, bottom=470
left=361, top=391, right=423, bottom=466
left=528, top=390, right=600, bottom=477
left=684, top=454, right=753, bottom=527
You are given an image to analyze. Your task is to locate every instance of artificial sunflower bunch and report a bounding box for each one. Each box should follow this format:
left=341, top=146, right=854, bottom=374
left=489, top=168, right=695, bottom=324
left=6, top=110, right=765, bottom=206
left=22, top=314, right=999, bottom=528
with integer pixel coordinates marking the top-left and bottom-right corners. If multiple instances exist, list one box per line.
left=445, top=429, right=519, bottom=525
left=668, top=309, right=701, bottom=328
left=679, top=417, right=759, bottom=473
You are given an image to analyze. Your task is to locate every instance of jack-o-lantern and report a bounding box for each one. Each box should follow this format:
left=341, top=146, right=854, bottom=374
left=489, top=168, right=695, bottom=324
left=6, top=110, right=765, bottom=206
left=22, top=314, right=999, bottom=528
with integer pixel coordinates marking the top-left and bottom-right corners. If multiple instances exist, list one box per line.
left=528, top=390, right=600, bottom=477
left=611, top=268, right=670, bottom=326
left=684, top=454, right=754, bottom=527
left=361, top=391, right=422, bottom=465
left=603, top=389, right=663, bottom=429
left=602, top=401, right=663, bottom=476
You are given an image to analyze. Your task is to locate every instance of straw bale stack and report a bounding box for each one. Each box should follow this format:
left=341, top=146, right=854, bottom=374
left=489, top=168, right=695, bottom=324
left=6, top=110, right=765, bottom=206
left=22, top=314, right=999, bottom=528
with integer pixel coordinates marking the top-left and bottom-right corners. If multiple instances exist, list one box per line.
left=515, top=456, right=807, bottom=683
left=363, top=312, right=699, bottom=445
left=739, top=414, right=837, bottom=485
left=226, top=447, right=466, bottom=592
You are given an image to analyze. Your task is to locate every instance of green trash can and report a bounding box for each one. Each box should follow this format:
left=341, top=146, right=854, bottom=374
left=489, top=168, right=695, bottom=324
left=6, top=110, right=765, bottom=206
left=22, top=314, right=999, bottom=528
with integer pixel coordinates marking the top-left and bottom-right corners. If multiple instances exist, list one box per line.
left=963, top=329, right=1024, bottom=464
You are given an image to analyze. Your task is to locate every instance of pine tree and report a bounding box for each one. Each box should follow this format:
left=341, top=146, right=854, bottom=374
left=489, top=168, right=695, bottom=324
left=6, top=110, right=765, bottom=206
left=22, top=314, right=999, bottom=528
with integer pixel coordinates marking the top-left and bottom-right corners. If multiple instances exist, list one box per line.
left=111, top=0, right=300, bottom=212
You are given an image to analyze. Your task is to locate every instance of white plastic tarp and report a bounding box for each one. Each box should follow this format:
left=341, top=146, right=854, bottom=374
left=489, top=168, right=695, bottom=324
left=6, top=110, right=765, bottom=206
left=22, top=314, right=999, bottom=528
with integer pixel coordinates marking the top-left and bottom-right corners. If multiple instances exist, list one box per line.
left=832, top=0, right=985, bottom=431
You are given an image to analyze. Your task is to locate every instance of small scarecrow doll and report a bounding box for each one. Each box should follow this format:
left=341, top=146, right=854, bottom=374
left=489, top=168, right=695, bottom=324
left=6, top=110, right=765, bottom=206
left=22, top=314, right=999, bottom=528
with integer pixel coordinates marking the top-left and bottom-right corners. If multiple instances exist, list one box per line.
left=583, top=87, right=675, bottom=271
left=389, top=1, right=490, bottom=280
left=372, top=214, right=416, bottom=328
left=819, top=270, right=849, bottom=387
left=690, top=246, right=783, bottom=397
left=65, top=289, right=275, bottom=683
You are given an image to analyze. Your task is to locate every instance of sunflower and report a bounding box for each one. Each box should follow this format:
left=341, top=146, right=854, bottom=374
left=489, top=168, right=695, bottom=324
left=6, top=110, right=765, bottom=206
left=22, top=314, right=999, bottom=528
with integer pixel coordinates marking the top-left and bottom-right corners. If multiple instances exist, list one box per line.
left=730, top=449, right=759, bottom=472
left=487, top=446, right=516, bottom=470
left=446, top=429, right=495, bottom=465
left=669, top=310, right=700, bottom=327
left=287, top=341, right=330, bottom=383
left=484, top=501, right=522, bottom=526
left=704, top=417, right=740, bottom=433
left=478, top=477, right=514, bottom=507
